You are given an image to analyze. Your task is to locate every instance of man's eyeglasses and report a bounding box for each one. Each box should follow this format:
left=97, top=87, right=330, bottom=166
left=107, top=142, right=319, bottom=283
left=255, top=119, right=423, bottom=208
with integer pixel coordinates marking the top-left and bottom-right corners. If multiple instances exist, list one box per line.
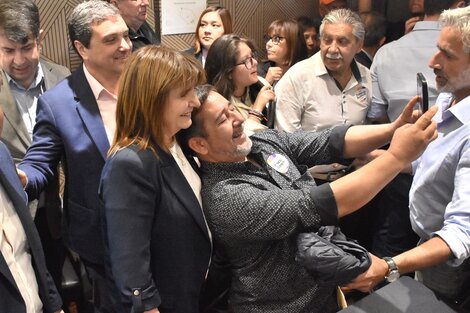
left=264, top=35, right=285, bottom=45
left=235, top=55, right=256, bottom=70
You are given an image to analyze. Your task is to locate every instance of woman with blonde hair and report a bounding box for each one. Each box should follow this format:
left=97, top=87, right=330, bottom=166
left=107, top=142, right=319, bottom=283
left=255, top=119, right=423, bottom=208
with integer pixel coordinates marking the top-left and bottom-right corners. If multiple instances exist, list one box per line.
left=185, top=6, right=233, bottom=66
left=100, top=46, right=210, bottom=313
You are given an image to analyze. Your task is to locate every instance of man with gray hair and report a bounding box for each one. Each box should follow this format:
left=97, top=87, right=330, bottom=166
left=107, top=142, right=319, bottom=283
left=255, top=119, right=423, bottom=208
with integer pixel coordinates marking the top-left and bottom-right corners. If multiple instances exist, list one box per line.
left=275, top=8, right=371, bottom=132
left=18, top=1, right=131, bottom=312
left=345, top=6, right=470, bottom=311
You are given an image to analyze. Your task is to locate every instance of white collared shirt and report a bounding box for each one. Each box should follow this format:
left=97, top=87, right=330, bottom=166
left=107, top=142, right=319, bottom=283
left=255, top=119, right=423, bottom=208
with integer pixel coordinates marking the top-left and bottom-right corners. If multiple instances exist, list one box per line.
left=0, top=183, right=42, bottom=313
left=274, top=51, right=371, bottom=132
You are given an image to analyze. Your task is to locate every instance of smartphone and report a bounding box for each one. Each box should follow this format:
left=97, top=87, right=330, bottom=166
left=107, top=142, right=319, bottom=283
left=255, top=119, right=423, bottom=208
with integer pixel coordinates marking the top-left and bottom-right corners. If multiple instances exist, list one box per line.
left=417, top=72, right=428, bottom=113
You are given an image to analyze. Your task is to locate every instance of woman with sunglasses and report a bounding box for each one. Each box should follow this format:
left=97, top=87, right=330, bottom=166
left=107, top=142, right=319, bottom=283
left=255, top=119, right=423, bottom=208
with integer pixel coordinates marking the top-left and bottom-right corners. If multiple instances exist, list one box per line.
left=205, top=34, right=276, bottom=134
left=185, top=6, right=233, bottom=66
left=259, top=19, right=308, bottom=85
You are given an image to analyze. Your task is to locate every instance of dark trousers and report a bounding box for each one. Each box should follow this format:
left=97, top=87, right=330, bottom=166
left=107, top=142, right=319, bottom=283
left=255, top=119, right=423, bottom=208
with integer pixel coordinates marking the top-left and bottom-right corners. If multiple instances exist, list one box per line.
left=81, top=259, right=124, bottom=313
left=34, top=205, right=66, bottom=291
left=372, top=173, right=419, bottom=257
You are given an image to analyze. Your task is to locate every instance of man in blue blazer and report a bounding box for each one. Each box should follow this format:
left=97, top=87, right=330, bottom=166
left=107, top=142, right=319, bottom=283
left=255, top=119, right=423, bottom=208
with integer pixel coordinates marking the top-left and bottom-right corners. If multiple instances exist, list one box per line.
left=18, top=1, right=132, bottom=312
left=0, top=108, right=62, bottom=312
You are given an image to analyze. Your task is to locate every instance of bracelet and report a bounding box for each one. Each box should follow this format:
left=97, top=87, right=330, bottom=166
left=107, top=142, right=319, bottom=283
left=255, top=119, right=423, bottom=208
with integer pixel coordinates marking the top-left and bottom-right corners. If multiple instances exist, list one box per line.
left=248, top=109, right=267, bottom=121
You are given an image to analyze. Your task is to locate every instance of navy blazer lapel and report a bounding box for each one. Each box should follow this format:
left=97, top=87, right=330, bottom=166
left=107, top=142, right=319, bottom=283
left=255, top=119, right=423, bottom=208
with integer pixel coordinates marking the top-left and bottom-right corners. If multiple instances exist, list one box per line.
left=160, top=150, right=210, bottom=242
left=70, top=66, right=110, bottom=160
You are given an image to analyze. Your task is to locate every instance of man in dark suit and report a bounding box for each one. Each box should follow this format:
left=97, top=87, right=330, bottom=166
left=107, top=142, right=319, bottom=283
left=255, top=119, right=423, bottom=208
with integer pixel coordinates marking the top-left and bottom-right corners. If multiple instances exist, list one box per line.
left=0, top=104, right=63, bottom=312
left=18, top=1, right=132, bottom=312
left=0, top=0, right=70, bottom=290
left=108, top=0, right=160, bottom=51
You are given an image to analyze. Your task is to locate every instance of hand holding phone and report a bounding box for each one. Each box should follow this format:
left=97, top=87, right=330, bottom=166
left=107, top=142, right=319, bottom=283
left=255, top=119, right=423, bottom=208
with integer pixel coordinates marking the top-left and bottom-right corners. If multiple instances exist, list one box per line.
left=417, top=72, right=428, bottom=113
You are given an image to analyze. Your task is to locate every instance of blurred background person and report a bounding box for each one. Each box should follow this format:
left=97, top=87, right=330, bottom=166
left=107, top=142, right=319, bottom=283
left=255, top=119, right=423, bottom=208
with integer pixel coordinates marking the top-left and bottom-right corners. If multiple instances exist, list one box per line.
left=404, top=0, right=425, bottom=34
left=297, top=16, right=321, bottom=57
left=100, top=46, right=211, bottom=313
left=108, top=0, right=160, bottom=51
left=355, top=11, right=387, bottom=68
left=185, top=6, right=232, bottom=66
left=205, top=34, right=275, bottom=134
left=319, top=0, right=348, bottom=17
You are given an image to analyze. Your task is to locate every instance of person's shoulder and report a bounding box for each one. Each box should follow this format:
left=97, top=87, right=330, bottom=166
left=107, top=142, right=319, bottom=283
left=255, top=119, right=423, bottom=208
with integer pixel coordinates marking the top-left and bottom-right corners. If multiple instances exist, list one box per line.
left=183, top=46, right=197, bottom=55
left=40, top=59, right=71, bottom=76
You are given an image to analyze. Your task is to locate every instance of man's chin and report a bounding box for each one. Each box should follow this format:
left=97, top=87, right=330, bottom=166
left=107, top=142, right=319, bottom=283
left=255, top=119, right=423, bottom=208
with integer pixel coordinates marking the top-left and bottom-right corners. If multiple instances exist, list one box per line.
left=235, top=136, right=253, bottom=157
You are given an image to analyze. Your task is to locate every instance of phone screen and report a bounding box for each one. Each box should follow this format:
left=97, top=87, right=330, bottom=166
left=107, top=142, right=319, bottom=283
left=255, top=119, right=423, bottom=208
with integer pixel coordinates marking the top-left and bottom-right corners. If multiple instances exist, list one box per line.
left=417, top=72, right=429, bottom=113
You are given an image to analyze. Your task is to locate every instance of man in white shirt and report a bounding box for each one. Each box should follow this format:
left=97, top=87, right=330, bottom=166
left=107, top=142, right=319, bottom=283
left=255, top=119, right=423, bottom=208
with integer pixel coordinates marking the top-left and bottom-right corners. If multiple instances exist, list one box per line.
left=274, top=8, right=371, bottom=132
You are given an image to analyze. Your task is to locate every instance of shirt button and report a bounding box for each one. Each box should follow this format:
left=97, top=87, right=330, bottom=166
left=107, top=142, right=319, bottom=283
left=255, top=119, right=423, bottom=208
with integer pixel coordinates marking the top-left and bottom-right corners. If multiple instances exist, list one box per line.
left=133, top=290, right=140, bottom=296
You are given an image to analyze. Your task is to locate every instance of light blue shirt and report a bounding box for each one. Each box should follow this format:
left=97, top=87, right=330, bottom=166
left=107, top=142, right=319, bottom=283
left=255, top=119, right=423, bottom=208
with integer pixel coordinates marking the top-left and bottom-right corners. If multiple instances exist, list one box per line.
left=7, top=64, right=44, bottom=140
left=368, top=21, right=440, bottom=122
left=410, top=92, right=470, bottom=265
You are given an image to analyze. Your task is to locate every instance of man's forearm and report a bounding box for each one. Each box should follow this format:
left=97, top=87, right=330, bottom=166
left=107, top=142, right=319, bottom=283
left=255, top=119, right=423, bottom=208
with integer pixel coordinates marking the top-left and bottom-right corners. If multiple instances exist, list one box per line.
left=342, top=123, right=396, bottom=158
left=394, top=236, right=453, bottom=274
left=331, top=151, right=405, bottom=217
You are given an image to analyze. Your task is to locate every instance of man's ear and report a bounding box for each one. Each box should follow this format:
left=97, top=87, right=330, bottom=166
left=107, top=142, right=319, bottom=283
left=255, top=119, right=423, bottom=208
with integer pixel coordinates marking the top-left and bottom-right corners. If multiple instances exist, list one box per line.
left=74, top=40, right=88, bottom=60
left=188, top=137, right=209, bottom=156
left=356, top=39, right=364, bottom=53
left=379, top=36, right=386, bottom=48
left=38, top=29, right=45, bottom=48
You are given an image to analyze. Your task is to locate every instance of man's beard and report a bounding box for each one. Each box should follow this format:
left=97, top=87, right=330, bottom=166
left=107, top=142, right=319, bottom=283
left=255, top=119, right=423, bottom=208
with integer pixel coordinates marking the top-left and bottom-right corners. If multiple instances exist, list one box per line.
left=234, top=136, right=253, bottom=158
left=437, top=65, right=470, bottom=94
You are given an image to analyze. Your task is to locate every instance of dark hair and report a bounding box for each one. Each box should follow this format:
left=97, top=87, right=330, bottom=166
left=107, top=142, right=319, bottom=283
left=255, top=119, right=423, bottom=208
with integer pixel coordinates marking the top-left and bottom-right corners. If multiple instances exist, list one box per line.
left=205, top=34, right=257, bottom=100
left=424, top=0, right=461, bottom=16
left=360, top=11, right=387, bottom=47
left=177, top=84, right=214, bottom=154
left=194, top=6, right=233, bottom=54
left=0, top=0, right=40, bottom=43
left=296, top=16, right=321, bottom=55
left=296, top=16, right=320, bottom=33
left=266, top=19, right=308, bottom=67
left=68, top=0, right=121, bottom=55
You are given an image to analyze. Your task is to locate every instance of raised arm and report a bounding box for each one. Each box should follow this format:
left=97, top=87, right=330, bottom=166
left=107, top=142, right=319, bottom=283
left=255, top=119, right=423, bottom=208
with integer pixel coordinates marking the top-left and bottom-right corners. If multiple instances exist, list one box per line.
left=331, top=105, right=438, bottom=217
left=342, top=96, right=421, bottom=158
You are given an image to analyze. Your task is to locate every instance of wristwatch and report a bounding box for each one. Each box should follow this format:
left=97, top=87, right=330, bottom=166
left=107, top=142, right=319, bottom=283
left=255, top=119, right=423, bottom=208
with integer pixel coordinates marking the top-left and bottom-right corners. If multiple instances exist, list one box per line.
left=383, top=257, right=400, bottom=283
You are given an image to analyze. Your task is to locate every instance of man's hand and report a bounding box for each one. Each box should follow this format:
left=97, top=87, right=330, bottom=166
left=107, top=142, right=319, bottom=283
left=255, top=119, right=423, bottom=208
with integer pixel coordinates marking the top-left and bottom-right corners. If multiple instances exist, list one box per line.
left=144, top=309, right=160, bottom=313
left=388, top=105, right=438, bottom=166
left=342, top=253, right=388, bottom=292
left=393, top=96, right=423, bottom=129
left=16, top=167, right=27, bottom=188
left=265, top=66, right=284, bottom=84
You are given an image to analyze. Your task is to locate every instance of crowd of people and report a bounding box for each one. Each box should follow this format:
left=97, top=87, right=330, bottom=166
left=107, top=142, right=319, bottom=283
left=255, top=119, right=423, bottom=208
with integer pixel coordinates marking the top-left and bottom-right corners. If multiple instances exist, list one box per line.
left=0, top=0, right=469, bottom=313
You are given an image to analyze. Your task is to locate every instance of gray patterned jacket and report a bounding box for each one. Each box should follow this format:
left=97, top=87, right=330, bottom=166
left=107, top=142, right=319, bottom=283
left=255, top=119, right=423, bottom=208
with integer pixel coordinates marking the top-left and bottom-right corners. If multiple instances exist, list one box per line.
left=200, top=127, right=351, bottom=313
